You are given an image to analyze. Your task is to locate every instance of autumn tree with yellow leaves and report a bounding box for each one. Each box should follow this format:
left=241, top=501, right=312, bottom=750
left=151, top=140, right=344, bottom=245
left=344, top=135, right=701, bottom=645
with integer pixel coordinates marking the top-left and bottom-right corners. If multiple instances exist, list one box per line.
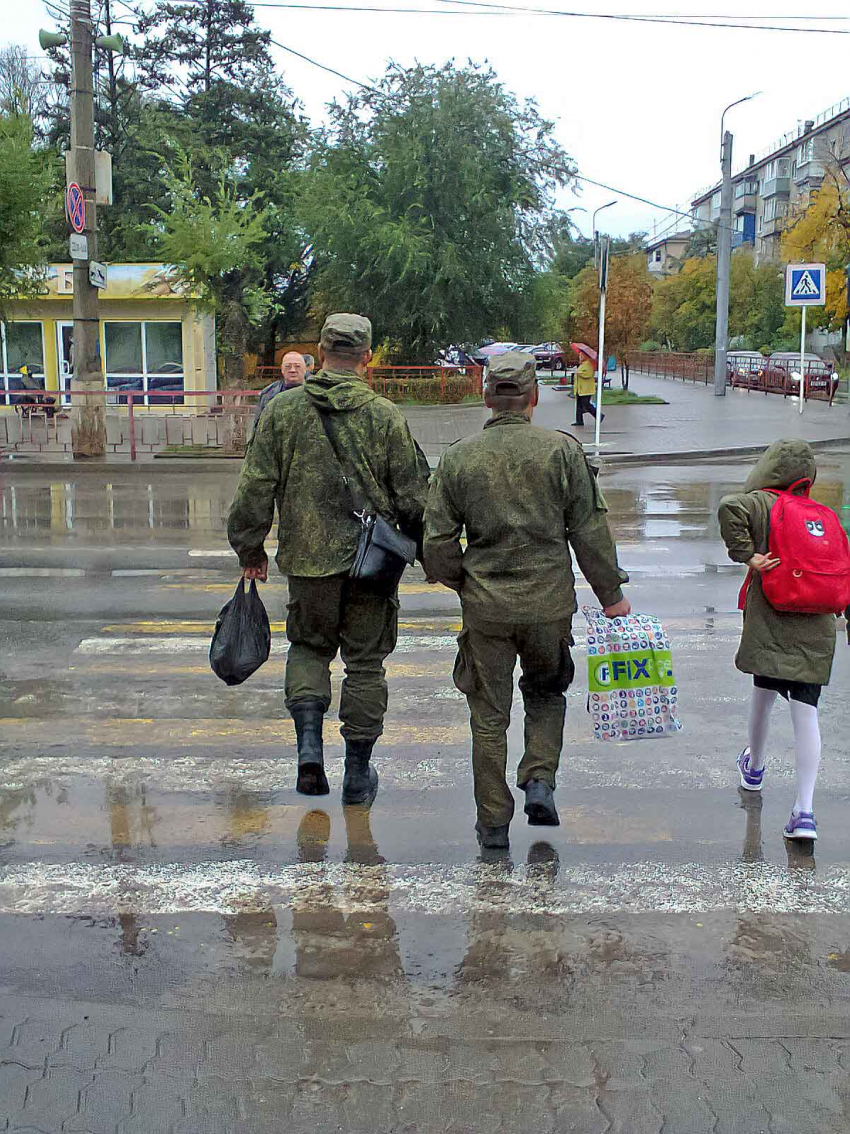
left=781, top=178, right=850, bottom=334
left=568, top=253, right=653, bottom=382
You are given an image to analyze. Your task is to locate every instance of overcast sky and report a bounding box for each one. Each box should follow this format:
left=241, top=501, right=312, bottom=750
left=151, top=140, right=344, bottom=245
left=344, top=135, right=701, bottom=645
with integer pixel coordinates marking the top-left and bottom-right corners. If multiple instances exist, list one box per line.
left=6, top=0, right=850, bottom=239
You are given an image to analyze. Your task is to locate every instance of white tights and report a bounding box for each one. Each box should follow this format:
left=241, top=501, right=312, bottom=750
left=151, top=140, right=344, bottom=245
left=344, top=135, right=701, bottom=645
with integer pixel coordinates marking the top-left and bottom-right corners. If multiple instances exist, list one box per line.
left=747, top=686, right=821, bottom=814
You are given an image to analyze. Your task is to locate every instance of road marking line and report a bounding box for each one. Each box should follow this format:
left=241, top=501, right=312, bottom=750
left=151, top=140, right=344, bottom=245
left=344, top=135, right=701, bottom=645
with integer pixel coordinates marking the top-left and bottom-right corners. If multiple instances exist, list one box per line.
left=0, top=859, right=847, bottom=917
left=99, top=619, right=463, bottom=635
left=76, top=634, right=460, bottom=655
left=0, top=568, right=86, bottom=578
left=73, top=659, right=455, bottom=679
left=0, top=717, right=468, bottom=747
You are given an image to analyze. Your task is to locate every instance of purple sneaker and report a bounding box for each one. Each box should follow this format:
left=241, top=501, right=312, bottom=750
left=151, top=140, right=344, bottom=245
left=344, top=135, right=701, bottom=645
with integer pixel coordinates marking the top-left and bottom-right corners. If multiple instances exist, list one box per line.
left=737, top=747, right=764, bottom=792
left=784, top=811, right=817, bottom=841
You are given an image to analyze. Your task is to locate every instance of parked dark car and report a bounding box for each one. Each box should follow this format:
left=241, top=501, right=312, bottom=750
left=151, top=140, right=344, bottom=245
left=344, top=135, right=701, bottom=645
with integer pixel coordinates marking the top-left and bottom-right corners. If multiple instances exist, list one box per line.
left=532, top=341, right=566, bottom=370
left=726, top=351, right=766, bottom=387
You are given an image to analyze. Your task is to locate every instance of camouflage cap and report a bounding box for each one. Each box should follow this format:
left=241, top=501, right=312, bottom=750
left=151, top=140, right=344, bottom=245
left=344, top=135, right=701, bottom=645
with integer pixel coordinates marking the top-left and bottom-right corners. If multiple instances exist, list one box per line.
left=320, top=313, right=372, bottom=353
left=485, top=351, right=537, bottom=395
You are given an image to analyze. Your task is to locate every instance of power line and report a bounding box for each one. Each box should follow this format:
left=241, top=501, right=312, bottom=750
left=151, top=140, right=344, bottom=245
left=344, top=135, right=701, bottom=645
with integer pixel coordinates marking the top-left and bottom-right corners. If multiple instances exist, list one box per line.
left=269, top=36, right=382, bottom=93
left=430, top=0, right=849, bottom=33
left=161, top=0, right=849, bottom=30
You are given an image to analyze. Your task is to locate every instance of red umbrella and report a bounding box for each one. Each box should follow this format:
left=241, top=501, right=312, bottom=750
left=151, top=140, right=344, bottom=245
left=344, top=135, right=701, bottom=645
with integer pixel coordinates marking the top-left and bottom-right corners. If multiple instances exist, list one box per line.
left=571, top=342, right=597, bottom=362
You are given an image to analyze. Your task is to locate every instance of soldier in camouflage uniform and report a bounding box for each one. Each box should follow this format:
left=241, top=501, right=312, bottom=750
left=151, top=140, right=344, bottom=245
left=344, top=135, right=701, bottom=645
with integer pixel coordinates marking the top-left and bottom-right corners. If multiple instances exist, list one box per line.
left=423, top=352, right=630, bottom=849
left=228, top=314, right=429, bottom=807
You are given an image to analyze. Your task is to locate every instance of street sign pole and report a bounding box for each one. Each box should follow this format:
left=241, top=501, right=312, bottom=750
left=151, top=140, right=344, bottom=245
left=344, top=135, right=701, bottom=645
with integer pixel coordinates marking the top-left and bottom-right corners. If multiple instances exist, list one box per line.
left=69, top=0, right=106, bottom=457
left=784, top=262, right=825, bottom=418
left=799, top=305, right=807, bottom=416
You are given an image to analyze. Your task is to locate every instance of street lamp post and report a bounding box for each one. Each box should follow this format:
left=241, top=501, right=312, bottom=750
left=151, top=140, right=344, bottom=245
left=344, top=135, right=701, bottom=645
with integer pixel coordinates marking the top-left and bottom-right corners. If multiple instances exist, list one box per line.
left=590, top=200, right=616, bottom=449
left=714, top=92, right=761, bottom=397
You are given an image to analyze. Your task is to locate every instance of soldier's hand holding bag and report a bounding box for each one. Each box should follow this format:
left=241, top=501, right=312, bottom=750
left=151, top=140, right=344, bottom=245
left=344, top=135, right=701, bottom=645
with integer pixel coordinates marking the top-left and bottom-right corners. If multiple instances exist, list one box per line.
left=583, top=606, right=682, bottom=741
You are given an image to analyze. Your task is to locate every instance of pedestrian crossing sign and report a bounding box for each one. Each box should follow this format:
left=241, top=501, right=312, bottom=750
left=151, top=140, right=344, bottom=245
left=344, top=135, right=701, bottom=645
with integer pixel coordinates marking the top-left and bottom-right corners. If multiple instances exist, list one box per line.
left=785, top=262, right=826, bottom=306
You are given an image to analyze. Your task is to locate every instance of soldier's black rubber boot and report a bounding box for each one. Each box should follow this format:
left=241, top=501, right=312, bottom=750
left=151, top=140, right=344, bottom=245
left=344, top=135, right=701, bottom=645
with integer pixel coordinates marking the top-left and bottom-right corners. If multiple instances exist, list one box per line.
left=292, top=700, right=329, bottom=796
left=523, top=779, right=560, bottom=826
left=341, top=738, right=379, bottom=807
left=475, top=821, right=510, bottom=849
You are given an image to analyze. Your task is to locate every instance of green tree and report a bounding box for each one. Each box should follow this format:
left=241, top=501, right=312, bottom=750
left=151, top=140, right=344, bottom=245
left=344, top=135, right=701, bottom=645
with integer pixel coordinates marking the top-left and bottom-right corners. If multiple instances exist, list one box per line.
left=153, top=153, right=271, bottom=385
left=648, top=253, right=786, bottom=352
left=0, top=113, right=57, bottom=318
left=302, top=61, right=575, bottom=361
left=135, top=0, right=272, bottom=96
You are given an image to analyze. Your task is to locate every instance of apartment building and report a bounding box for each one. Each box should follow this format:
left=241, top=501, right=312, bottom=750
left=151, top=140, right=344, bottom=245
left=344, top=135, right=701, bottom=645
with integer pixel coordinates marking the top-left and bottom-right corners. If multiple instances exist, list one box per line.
left=645, top=230, right=691, bottom=277
left=691, top=97, right=850, bottom=266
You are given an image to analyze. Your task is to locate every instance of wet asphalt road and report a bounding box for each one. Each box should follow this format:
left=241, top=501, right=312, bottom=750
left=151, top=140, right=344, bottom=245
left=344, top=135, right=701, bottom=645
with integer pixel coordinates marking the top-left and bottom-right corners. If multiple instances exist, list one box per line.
left=2, top=456, right=850, bottom=1132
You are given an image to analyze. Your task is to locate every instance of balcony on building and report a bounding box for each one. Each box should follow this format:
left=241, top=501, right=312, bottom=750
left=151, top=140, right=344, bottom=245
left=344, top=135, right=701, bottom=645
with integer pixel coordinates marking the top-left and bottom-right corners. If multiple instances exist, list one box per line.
left=761, top=158, right=791, bottom=198
left=793, top=159, right=825, bottom=186
left=734, top=180, right=758, bottom=214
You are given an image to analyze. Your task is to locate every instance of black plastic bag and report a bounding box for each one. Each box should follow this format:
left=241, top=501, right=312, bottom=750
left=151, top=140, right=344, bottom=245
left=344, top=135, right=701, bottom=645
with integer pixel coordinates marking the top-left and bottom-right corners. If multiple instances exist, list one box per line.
left=209, top=578, right=271, bottom=686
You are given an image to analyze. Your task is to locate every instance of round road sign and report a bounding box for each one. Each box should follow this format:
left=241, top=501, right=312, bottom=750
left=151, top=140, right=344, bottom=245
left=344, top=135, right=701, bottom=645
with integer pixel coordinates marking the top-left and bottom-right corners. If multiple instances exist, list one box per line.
left=66, top=182, right=86, bottom=234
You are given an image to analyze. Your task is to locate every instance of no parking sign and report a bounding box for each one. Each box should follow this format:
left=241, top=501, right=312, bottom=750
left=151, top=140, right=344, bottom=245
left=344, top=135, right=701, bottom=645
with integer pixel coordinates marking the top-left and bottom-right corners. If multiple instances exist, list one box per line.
left=66, top=182, right=85, bottom=234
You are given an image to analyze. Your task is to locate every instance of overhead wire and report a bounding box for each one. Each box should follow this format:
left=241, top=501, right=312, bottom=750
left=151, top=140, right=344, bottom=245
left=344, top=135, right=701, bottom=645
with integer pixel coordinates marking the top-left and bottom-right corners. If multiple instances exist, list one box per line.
left=158, top=0, right=848, bottom=30
left=428, top=0, right=849, bottom=33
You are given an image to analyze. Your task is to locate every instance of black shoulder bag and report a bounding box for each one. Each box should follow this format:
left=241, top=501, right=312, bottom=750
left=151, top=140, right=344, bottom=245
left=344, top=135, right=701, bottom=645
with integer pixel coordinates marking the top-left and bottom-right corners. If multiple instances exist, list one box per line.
left=312, top=405, right=417, bottom=593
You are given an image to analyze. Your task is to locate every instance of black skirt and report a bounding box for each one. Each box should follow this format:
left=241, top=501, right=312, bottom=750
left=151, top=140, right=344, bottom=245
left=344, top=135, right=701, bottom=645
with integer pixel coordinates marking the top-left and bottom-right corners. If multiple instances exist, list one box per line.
left=754, top=674, right=821, bottom=707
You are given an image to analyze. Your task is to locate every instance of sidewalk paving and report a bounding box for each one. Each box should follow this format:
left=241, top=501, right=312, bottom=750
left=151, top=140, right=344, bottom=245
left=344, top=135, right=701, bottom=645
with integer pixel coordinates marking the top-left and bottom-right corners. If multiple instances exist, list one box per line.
left=408, top=372, right=850, bottom=465
left=4, top=371, right=850, bottom=471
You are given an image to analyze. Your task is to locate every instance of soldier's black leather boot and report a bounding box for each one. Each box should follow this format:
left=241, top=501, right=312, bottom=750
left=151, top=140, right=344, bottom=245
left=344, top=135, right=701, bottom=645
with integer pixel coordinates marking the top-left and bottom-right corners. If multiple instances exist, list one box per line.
left=475, top=821, right=510, bottom=850
left=292, top=700, right=329, bottom=796
left=341, top=738, right=379, bottom=806
left=523, top=779, right=560, bottom=826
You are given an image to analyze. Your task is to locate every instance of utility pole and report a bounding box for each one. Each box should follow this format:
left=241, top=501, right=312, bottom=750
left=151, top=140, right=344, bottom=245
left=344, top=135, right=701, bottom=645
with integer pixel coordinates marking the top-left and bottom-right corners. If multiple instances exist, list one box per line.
left=69, top=0, right=105, bottom=456
left=713, top=129, right=733, bottom=397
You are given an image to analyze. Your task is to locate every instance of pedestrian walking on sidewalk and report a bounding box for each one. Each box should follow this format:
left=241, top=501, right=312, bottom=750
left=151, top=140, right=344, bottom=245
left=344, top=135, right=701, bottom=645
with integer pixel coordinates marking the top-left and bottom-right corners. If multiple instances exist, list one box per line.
left=719, top=439, right=850, bottom=843
left=250, top=351, right=312, bottom=440
left=423, top=352, right=629, bottom=850
left=571, top=344, right=604, bottom=429
left=228, top=314, right=430, bottom=807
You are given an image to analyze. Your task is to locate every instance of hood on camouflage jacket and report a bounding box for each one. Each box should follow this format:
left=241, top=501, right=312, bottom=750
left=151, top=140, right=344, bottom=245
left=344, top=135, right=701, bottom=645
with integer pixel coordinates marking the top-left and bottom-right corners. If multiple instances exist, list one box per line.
left=717, top=436, right=835, bottom=686
left=303, top=371, right=379, bottom=415
left=744, top=437, right=817, bottom=494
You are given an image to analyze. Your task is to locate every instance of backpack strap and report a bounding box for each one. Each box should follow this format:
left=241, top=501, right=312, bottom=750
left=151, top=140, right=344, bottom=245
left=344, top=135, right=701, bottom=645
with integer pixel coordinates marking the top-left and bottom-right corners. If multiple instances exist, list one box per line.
left=787, top=477, right=812, bottom=496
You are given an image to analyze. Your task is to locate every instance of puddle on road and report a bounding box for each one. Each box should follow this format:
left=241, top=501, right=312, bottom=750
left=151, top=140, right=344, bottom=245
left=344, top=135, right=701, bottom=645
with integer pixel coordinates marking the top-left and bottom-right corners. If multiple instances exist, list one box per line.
left=4, top=452, right=850, bottom=547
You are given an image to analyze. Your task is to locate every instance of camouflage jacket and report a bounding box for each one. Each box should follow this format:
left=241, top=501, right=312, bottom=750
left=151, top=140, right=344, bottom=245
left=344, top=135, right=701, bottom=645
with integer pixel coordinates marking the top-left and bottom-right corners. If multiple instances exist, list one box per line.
left=423, top=413, right=628, bottom=622
left=228, top=368, right=430, bottom=577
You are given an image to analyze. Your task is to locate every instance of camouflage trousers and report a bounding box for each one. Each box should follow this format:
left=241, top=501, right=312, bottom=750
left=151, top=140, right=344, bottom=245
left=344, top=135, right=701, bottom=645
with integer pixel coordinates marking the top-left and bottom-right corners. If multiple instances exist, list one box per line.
left=454, top=613, right=575, bottom=827
left=284, top=574, right=399, bottom=741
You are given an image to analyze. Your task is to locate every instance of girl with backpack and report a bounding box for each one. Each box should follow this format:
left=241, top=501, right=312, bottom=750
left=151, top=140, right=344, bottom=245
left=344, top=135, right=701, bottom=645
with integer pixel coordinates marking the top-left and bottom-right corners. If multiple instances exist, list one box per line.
left=718, top=438, right=850, bottom=842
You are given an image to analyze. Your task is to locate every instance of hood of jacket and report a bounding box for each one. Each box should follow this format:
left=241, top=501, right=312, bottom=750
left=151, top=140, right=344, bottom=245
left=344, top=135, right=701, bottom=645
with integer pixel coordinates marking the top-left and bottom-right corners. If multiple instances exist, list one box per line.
left=304, top=368, right=379, bottom=414
left=744, top=438, right=817, bottom=493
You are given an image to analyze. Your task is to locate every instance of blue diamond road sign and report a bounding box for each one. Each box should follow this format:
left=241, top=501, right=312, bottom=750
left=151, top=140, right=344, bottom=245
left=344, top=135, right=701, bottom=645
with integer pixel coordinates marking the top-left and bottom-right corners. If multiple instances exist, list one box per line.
left=785, top=262, right=826, bottom=307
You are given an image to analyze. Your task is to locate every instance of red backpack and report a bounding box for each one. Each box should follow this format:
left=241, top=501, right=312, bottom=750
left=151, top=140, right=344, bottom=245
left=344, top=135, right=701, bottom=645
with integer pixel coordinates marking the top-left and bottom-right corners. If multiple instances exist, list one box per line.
left=738, top=478, right=850, bottom=615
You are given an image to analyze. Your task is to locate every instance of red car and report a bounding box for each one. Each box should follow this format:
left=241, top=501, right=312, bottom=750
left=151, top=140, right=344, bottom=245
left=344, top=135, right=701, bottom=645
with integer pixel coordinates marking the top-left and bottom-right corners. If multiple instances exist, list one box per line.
left=763, top=353, right=838, bottom=401
left=532, top=341, right=566, bottom=370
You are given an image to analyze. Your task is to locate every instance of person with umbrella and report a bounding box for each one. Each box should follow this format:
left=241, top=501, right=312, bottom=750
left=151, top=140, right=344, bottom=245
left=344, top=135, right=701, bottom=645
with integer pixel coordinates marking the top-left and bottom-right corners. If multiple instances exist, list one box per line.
left=571, top=343, right=604, bottom=429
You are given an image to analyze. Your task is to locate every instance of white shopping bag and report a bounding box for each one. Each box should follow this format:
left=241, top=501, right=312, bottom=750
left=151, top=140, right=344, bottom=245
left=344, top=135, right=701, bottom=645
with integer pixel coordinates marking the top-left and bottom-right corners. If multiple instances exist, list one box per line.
left=582, top=606, right=682, bottom=741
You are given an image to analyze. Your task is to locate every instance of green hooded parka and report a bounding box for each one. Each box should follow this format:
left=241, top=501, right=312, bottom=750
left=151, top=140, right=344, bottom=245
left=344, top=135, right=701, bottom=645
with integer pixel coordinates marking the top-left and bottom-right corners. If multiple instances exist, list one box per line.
left=718, top=438, right=837, bottom=686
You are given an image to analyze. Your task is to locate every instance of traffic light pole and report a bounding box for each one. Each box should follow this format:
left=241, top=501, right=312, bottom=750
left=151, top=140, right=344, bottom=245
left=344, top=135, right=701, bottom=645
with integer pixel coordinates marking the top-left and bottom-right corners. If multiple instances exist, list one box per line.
left=69, top=0, right=106, bottom=456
